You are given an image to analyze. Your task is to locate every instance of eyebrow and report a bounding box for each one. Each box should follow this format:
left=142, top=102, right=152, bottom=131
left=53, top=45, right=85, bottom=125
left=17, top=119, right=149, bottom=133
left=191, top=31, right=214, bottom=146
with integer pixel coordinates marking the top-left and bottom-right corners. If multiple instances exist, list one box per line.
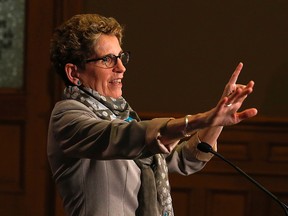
left=97, top=50, right=124, bottom=58
left=85, top=51, right=124, bottom=63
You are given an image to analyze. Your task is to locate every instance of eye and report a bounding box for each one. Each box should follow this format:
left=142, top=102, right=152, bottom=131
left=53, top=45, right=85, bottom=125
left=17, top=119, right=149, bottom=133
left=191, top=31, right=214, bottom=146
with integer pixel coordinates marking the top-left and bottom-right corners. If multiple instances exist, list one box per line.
left=101, top=56, right=109, bottom=63
left=101, top=55, right=116, bottom=67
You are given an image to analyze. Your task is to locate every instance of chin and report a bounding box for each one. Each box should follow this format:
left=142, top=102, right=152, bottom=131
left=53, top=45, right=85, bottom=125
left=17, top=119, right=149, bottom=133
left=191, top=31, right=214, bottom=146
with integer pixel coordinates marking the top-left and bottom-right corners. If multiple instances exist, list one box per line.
left=110, top=91, right=122, bottom=99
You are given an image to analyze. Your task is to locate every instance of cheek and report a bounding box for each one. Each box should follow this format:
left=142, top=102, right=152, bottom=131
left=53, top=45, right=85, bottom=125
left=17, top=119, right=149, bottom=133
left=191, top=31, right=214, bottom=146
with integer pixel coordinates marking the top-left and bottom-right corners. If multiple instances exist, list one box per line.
left=96, top=73, right=109, bottom=85
left=93, top=73, right=110, bottom=91
left=81, top=67, right=113, bottom=93
left=84, top=69, right=106, bottom=85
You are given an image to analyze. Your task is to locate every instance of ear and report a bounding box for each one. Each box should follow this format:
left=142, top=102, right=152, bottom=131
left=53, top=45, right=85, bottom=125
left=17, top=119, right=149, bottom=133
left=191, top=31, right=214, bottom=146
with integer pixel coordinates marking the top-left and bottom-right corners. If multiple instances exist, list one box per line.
left=65, top=63, right=81, bottom=86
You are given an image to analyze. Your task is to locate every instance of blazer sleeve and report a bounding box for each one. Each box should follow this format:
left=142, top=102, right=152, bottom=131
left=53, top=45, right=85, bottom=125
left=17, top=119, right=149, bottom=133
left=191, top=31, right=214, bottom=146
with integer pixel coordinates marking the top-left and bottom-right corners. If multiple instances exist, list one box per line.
left=165, top=134, right=214, bottom=175
left=48, top=99, right=176, bottom=159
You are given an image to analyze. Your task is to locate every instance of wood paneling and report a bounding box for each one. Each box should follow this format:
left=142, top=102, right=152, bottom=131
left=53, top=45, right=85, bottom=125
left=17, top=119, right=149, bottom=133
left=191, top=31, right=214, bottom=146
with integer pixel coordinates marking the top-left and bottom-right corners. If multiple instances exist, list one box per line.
left=0, top=121, right=25, bottom=192
left=207, top=190, right=249, bottom=216
left=170, top=119, right=288, bottom=216
left=0, top=0, right=55, bottom=214
left=0, top=0, right=83, bottom=215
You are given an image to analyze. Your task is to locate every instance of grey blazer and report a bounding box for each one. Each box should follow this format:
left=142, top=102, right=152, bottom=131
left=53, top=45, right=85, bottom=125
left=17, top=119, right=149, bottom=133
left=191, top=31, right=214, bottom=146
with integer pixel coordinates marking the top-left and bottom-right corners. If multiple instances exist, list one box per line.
left=47, top=99, right=212, bottom=216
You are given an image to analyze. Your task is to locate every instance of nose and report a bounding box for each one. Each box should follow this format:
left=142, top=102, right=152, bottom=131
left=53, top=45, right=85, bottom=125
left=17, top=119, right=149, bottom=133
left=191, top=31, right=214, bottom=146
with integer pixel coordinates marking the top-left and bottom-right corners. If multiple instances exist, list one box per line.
left=113, top=58, right=126, bottom=73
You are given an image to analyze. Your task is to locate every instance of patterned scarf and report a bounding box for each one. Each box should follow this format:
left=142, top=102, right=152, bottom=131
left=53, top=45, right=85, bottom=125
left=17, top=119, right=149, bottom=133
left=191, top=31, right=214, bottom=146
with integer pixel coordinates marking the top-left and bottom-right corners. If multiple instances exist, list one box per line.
left=63, top=86, right=173, bottom=216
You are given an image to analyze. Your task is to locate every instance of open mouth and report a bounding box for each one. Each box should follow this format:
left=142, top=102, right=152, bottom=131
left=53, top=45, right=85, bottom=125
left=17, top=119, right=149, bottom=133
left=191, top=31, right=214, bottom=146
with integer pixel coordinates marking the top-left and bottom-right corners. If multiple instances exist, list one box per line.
left=110, top=78, right=122, bottom=84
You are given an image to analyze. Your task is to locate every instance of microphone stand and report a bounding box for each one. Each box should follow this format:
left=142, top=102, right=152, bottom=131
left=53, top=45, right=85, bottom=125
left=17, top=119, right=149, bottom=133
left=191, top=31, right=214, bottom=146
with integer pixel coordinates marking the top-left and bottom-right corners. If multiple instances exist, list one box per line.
left=197, top=142, right=288, bottom=216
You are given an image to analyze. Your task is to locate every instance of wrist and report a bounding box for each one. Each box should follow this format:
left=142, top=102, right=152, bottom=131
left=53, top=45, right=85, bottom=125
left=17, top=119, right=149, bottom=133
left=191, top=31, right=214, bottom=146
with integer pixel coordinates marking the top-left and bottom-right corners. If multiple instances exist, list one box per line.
left=182, top=115, right=192, bottom=137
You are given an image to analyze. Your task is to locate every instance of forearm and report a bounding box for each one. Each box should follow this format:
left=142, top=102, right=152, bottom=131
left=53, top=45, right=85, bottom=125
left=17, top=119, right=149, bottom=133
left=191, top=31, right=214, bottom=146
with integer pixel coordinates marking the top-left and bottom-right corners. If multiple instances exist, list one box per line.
left=159, top=113, right=210, bottom=144
left=167, top=133, right=214, bottom=175
left=197, top=126, right=223, bottom=150
left=159, top=114, right=223, bottom=153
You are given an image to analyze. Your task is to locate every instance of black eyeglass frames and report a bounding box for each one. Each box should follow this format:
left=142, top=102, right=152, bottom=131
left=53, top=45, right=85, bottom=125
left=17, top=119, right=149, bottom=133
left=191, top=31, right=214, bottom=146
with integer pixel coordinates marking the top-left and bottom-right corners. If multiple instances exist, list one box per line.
left=85, top=51, right=130, bottom=68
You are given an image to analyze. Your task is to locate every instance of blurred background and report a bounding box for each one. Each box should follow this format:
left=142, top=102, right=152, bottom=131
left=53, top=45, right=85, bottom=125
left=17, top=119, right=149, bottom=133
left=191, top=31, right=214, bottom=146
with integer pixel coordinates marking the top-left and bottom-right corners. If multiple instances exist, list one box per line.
left=84, top=0, right=288, bottom=118
left=0, top=0, right=287, bottom=215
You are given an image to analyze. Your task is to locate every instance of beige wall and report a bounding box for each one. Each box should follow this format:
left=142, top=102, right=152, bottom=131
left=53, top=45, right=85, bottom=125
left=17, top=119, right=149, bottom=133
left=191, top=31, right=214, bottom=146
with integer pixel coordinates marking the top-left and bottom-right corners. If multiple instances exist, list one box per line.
left=83, top=0, right=288, bottom=118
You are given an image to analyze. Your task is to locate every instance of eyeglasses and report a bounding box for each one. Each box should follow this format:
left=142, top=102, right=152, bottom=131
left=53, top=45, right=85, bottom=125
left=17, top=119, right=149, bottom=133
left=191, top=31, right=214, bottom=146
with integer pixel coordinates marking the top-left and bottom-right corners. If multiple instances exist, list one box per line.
left=85, top=51, right=130, bottom=68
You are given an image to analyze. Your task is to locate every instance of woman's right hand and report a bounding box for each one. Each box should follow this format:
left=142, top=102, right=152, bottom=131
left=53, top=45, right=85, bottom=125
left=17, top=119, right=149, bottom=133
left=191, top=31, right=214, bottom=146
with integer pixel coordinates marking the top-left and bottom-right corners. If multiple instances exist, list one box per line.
left=206, top=81, right=257, bottom=127
left=160, top=62, right=257, bottom=145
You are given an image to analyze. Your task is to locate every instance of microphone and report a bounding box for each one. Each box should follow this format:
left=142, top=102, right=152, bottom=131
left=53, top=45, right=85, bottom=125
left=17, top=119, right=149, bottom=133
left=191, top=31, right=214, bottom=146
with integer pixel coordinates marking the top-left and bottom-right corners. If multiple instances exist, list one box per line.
left=197, top=142, right=288, bottom=215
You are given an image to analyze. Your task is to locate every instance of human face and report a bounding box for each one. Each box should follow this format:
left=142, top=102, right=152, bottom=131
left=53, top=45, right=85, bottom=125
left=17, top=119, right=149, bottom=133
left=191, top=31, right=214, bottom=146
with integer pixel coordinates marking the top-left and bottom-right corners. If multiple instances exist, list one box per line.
left=80, top=34, right=126, bottom=98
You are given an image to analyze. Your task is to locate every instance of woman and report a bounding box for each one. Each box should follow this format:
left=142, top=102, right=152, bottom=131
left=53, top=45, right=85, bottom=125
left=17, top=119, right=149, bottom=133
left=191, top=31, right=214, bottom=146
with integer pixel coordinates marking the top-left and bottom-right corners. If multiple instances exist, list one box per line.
left=47, top=14, right=257, bottom=216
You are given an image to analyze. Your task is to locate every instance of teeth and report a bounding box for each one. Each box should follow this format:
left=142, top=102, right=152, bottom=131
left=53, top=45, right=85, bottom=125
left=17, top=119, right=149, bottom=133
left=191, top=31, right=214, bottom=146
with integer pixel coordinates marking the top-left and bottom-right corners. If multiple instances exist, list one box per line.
left=111, top=79, right=121, bottom=84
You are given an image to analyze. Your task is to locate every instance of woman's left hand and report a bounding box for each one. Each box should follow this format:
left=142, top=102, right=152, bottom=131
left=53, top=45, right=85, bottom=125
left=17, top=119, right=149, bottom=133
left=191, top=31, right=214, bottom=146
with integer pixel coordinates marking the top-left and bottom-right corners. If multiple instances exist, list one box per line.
left=206, top=62, right=258, bottom=127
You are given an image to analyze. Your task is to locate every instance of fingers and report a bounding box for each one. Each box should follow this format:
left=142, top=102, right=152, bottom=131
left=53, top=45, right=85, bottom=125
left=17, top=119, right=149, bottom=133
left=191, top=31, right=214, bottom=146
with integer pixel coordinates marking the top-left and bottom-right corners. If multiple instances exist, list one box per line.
left=228, top=62, right=243, bottom=85
left=222, top=62, right=244, bottom=98
left=214, top=63, right=257, bottom=126
left=212, top=91, right=257, bottom=127
left=246, top=80, right=255, bottom=89
left=225, top=87, right=252, bottom=106
left=228, top=81, right=254, bottom=96
left=237, top=108, right=258, bottom=121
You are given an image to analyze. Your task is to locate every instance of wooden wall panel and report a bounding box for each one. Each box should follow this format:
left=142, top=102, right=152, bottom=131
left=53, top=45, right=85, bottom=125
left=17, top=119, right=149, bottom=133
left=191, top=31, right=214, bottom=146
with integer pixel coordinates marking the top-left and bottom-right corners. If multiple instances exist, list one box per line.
left=170, top=119, right=288, bottom=216
left=0, top=121, right=24, bottom=192
left=172, top=190, right=190, bottom=216
left=206, top=190, right=249, bottom=216
left=0, top=194, right=24, bottom=216
left=268, top=142, right=288, bottom=162
left=0, top=0, right=77, bottom=214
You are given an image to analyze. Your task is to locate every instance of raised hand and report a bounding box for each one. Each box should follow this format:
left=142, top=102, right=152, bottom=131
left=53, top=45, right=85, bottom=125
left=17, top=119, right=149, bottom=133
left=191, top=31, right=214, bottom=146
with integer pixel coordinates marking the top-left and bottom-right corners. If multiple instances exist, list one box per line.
left=160, top=62, right=258, bottom=146
left=207, top=62, right=258, bottom=127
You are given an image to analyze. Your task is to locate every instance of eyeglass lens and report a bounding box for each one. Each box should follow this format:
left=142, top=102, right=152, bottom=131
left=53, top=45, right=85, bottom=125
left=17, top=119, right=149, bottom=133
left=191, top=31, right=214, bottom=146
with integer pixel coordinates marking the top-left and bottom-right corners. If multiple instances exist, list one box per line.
left=85, top=51, right=130, bottom=68
left=103, top=52, right=130, bottom=68
left=119, top=52, right=129, bottom=65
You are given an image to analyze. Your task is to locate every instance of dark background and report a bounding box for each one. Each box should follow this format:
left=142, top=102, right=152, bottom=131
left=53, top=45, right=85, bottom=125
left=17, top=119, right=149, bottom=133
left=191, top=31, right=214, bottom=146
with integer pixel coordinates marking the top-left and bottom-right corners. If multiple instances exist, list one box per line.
left=84, top=0, right=288, bottom=117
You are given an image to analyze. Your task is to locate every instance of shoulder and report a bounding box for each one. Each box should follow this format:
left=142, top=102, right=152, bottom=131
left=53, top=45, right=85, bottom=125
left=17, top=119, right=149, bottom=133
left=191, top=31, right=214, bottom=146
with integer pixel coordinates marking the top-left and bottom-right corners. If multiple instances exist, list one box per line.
left=51, top=99, right=96, bottom=117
